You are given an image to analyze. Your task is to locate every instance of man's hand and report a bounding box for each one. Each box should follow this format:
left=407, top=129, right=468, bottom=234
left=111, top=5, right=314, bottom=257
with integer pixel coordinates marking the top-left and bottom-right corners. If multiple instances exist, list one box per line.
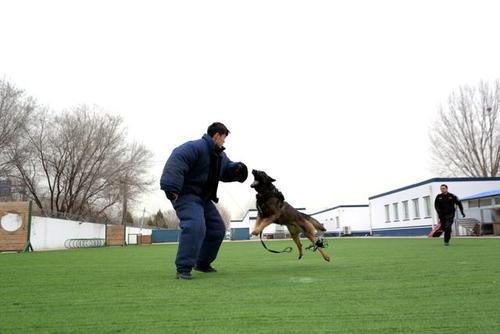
left=235, top=162, right=248, bottom=182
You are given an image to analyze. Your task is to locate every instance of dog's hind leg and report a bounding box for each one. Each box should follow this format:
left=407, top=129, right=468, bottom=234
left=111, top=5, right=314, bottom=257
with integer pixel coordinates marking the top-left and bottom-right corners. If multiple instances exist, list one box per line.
left=291, top=233, right=304, bottom=259
left=318, top=246, right=331, bottom=262
left=303, top=224, right=331, bottom=262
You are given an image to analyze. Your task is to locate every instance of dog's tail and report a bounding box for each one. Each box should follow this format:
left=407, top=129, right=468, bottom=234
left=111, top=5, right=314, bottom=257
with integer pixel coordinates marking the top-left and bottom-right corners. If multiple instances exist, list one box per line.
left=301, top=213, right=326, bottom=232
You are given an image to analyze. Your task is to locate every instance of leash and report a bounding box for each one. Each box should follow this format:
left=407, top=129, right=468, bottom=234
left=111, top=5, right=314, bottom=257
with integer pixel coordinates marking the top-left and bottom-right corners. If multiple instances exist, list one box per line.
left=259, top=232, right=292, bottom=254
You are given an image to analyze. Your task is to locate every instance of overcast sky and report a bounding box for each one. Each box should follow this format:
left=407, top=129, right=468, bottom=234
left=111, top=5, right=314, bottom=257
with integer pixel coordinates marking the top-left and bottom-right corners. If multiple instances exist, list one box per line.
left=2, top=0, right=500, bottom=219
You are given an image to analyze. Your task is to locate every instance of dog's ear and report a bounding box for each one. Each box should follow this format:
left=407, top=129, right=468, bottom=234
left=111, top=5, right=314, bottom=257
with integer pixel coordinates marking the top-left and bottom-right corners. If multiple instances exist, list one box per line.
left=268, top=176, right=276, bottom=183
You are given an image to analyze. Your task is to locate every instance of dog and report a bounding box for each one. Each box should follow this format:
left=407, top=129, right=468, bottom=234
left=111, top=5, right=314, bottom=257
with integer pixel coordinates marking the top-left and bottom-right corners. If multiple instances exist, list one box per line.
left=250, top=169, right=330, bottom=262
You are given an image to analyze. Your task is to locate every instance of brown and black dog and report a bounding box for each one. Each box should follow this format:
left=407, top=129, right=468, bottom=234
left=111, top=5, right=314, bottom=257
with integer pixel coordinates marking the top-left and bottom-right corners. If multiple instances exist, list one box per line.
left=250, top=169, right=330, bottom=262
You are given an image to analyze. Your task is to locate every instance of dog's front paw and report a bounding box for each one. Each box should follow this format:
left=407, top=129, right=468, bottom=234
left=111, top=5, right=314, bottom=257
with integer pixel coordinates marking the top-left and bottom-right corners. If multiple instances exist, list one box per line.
left=298, top=254, right=303, bottom=260
left=251, top=230, right=259, bottom=236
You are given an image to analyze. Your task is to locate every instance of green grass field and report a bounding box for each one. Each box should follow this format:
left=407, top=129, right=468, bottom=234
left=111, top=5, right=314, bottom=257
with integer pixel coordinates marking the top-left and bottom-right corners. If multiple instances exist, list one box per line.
left=1, top=238, right=500, bottom=333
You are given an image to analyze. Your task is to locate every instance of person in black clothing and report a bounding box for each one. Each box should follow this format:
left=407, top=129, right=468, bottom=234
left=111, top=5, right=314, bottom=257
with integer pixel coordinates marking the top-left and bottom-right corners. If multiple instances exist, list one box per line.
left=434, top=184, right=465, bottom=246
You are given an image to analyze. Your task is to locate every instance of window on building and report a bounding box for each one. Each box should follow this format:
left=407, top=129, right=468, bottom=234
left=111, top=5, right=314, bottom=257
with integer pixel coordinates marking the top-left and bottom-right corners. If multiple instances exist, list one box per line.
left=402, top=200, right=409, bottom=220
left=423, top=196, right=432, bottom=218
left=384, top=204, right=390, bottom=222
left=393, top=203, right=399, bottom=221
left=495, top=197, right=500, bottom=205
left=479, top=198, right=492, bottom=207
left=412, top=198, right=420, bottom=219
left=469, top=200, right=479, bottom=208
left=335, top=216, right=340, bottom=229
left=482, top=210, right=495, bottom=223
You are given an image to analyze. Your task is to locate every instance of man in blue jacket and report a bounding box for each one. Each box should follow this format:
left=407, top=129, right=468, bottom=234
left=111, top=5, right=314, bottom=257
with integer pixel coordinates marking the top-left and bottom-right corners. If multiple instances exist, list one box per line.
left=160, top=122, right=248, bottom=280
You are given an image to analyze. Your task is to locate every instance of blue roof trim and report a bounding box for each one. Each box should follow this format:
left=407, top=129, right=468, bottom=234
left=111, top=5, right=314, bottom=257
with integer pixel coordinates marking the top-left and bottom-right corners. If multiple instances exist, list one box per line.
left=310, top=205, right=368, bottom=216
left=461, top=189, right=500, bottom=201
left=368, top=177, right=500, bottom=200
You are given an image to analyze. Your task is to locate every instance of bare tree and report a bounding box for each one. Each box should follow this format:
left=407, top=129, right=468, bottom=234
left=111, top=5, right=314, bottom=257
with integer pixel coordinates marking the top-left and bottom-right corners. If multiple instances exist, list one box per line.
left=124, top=211, right=135, bottom=226
left=0, top=79, right=35, bottom=174
left=5, top=105, right=154, bottom=221
left=119, top=141, right=155, bottom=223
left=153, top=210, right=166, bottom=229
left=430, top=80, right=500, bottom=177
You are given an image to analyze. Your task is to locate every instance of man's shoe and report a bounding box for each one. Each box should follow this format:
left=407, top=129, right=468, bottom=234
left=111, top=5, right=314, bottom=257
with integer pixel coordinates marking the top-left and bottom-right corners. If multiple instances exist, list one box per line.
left=444, top=242, right=450, bottom=246
left=194, top=265, right=217, bottom=273
left=176, top=271, right=192, bottom=280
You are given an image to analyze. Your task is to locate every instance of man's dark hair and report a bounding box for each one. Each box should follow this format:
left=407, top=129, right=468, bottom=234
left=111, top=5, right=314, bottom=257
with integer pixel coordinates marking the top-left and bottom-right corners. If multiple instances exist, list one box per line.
left=441, top=184, right=448, bottom=188
left=207, top=122, right=230, bottom=137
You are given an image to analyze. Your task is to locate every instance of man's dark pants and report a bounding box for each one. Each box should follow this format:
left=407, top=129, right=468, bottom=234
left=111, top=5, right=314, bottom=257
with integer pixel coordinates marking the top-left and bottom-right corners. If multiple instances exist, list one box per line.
left=172, top=194, right=225, bottom=273
left=439, top=213, right=455, bottom=244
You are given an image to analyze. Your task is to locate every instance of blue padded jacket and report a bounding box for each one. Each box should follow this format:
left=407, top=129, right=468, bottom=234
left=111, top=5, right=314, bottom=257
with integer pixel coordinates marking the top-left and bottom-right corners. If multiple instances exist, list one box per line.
left=160, top=134, right=246, bottom=201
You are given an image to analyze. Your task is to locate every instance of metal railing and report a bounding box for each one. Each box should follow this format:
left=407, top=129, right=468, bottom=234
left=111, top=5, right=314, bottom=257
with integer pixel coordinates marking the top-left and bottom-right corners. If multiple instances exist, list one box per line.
left=64, top=238, right=106, bottom=248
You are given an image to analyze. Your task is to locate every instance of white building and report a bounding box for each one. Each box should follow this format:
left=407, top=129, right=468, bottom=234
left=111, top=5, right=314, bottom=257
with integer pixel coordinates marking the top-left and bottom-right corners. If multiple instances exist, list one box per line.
left=369, top=177, right=500, bottom=236
left=460, top=189, right=500, bottom=235
left=310, top=205, right=370, bottom=236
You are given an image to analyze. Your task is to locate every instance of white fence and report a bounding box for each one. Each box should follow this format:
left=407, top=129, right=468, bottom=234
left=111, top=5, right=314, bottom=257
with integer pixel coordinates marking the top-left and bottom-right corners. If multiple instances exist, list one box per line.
left=31, top=216, right=105, bottom=250
left=30, top=216, right=152, bottom=251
